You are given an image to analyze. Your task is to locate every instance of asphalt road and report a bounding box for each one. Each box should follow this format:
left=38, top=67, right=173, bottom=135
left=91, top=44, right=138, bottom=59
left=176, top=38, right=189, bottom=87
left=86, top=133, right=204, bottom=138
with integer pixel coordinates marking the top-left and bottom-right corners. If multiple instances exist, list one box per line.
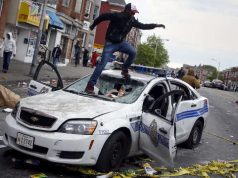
left=0, top=85, right=237, bottom=178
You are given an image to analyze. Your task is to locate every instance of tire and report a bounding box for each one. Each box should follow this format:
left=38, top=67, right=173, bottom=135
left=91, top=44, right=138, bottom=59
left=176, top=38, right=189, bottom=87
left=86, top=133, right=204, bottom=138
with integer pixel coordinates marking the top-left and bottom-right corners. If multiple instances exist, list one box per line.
left=95, top=131, right=129, bottom=172
left=183, top=120, right=203, bottom=149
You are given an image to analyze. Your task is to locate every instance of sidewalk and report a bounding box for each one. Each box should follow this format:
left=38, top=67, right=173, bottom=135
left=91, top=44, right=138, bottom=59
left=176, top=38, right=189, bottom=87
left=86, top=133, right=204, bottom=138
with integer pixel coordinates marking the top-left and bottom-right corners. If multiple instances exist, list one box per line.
left=0, top=59, right=94, bottom=84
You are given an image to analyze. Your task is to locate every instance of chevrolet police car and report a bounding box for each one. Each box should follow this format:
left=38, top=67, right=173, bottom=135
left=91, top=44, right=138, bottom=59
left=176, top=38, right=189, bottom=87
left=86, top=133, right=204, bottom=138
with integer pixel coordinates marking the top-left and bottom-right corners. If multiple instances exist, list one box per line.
left=3, top=61, right=209, bottom=172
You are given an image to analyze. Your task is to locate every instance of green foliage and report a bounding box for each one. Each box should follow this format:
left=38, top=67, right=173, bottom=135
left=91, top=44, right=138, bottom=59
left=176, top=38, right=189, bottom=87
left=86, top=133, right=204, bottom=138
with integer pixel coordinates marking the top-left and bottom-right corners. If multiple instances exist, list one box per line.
left=135, top=34, right=169, bottom=67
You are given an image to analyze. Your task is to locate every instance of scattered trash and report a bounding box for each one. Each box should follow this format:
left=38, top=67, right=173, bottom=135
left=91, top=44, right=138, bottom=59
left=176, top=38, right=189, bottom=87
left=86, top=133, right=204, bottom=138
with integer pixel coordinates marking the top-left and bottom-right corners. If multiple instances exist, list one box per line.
left=17, top=82, right=28, bottom=88
left=29, top=173, right=47, bottom=178
left=0, top=84, right=21, bottom=108
left=12, top=158, right=40, bottom=167
left=96, top=172, right=113, bottom=178
left=143, top=163, right=157, bottom=175
left=230, top=135, right=234, bottom=138
left=2, top=108, right=13, bottom=113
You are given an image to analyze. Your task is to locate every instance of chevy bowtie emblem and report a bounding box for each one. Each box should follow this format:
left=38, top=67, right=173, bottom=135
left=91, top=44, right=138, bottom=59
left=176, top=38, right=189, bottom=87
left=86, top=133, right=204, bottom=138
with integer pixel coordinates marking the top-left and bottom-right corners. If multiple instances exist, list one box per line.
left=30, top=116, right=39, bottom=122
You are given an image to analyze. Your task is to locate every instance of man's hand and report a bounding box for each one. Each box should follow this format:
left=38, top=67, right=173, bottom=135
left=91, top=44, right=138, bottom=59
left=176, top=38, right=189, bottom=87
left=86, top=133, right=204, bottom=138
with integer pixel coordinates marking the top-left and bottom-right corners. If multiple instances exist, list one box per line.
left=89, top=25, right=94, bottom=31
left=13, top=54, right=16, bottom=57
left=156, top=24, right=165, bottom=29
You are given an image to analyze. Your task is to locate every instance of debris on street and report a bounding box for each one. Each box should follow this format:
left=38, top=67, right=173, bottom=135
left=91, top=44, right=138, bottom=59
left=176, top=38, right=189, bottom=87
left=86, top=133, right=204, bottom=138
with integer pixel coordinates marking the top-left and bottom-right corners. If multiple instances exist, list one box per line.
left=0, top=84, right=20, bottom=108
left=63, top=159, right=238, bottom=178
left=29, top=173, right=47, bottom=178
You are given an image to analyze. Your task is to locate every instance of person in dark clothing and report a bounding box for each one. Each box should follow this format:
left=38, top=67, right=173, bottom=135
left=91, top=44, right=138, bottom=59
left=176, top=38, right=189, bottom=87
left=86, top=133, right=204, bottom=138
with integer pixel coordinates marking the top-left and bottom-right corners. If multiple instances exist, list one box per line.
left=85, top=3, right=165, bottom=94
left=177, top=67, right=186, bottom=79
left=52, top=45, right=62, bottom=68
left=82, top=48, right=89, bottom=67
left=74, top=41, right=81, bottom=67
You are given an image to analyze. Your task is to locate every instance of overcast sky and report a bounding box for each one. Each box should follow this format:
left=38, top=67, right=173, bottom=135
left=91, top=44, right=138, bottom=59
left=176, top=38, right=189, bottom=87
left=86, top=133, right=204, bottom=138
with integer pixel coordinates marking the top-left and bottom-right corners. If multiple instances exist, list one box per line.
left=125, top=0, right=238, bottom=70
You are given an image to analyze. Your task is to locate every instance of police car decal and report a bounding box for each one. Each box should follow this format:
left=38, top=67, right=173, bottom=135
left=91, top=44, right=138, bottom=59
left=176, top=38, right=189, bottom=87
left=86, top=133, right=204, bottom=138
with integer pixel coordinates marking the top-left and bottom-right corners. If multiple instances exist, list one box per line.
left=176, top=104, right=208, bottom=121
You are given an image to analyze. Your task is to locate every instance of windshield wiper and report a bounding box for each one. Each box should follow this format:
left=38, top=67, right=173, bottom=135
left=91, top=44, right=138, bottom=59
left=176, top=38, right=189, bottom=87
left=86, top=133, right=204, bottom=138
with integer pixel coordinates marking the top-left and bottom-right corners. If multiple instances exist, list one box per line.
left=63, top=89, right=80, bottom=95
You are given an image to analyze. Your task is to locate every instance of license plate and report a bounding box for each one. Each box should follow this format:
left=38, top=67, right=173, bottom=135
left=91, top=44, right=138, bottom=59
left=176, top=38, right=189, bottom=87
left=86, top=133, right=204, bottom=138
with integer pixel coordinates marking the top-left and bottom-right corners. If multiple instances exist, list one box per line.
left=16, top=133, right=34, bottom=149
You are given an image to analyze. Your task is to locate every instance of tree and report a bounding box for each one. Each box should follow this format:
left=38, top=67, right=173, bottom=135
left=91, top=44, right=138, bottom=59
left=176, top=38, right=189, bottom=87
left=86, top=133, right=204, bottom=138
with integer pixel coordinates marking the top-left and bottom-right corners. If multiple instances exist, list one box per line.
left=135, top=35, right=169, bottom=67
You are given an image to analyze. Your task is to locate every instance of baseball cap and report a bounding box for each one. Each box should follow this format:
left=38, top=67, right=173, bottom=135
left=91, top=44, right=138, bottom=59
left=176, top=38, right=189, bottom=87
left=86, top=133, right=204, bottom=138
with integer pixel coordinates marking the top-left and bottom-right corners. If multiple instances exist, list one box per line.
left=124, top=3, right=139, bottom=13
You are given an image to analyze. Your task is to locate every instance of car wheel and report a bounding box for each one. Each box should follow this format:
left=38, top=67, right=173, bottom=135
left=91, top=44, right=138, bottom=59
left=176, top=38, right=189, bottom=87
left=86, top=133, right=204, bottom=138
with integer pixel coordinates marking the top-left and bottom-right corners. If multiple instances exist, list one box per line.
left=95, top=131, right=129, bottom=172
left=183, top=120, right=203, bottom=149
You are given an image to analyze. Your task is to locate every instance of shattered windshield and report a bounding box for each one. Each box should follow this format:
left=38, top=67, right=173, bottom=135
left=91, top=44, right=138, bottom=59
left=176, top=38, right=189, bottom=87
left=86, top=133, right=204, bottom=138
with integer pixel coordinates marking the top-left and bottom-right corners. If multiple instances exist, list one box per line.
left=64, top=74, right=146, bottom=104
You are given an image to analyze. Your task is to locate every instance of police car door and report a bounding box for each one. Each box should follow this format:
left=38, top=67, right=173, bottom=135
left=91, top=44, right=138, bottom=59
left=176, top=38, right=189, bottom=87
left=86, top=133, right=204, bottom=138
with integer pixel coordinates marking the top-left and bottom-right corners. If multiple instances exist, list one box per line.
left=168, top=80, right=202, bottom=142
left=27, top=60, right=63, bottom=96
left=139, top=90, right=184, bottom=165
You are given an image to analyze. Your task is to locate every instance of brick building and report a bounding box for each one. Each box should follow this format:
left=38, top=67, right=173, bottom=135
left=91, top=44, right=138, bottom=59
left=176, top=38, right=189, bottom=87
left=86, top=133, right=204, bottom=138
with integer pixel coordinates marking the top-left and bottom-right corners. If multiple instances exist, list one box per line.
left=56, top=0, right=100, bottom=61
left=0, top=0, right=9, bottom=38
left=223, top=67, right=238, bottom=91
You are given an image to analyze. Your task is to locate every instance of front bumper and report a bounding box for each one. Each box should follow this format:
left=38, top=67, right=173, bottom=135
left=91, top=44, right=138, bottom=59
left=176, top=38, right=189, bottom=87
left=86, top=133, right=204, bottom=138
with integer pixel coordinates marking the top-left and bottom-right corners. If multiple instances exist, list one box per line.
left=3, top=115, right=109, bottom=166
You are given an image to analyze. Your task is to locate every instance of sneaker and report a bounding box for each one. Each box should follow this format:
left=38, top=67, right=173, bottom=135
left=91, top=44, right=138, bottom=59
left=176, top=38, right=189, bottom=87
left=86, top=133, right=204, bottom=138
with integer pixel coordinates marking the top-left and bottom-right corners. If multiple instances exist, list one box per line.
left=2, top=69, right=7, bottom=73
left=85, top=83, right=95, bottom=94
left=121, top=69, right=130, bottom=79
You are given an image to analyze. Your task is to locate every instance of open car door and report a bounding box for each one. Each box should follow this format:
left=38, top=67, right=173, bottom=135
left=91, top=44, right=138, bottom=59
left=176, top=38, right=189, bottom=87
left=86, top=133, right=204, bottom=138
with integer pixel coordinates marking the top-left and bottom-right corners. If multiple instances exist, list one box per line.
left=139, top=90, right=184, bottom=165
left=27, top=60, right=63, bottom=96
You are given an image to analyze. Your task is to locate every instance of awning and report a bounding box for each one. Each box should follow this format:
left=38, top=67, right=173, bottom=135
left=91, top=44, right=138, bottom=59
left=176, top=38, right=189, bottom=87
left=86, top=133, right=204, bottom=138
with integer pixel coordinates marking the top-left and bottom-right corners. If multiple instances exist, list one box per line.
left=46, top=10, right=64, bottom=30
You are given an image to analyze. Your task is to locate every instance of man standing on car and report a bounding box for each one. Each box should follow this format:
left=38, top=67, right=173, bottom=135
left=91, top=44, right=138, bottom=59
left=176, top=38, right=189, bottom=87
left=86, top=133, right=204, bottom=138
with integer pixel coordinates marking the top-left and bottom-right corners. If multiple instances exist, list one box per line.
left=85, top=3, right=165, bottom=94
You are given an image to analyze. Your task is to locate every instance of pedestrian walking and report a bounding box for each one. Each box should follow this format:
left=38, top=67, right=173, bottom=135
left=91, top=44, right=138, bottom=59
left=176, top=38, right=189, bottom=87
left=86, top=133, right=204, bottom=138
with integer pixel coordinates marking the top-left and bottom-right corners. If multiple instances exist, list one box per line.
left=52, top=44, right=61, bottom=68
left=85, top=3, right=165, bottom=94
left=182, top=68, right=200, bottom=89
left=177, top=67, right=186, bottom=79
left=74, top=41, right=81, bottom=67
left=82, top=48, right=89, bottom=67
left=2, top=32, right=16, bottom=73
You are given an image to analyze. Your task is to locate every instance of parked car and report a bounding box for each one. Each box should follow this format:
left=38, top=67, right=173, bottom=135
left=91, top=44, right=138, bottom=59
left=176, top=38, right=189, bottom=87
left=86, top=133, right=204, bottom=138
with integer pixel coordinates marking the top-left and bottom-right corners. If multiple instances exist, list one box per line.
left=202, top=81, right=212, bottom=88
left=3, top=61, right=209, bottom=172
left=211, top=79, right=227, bottom=90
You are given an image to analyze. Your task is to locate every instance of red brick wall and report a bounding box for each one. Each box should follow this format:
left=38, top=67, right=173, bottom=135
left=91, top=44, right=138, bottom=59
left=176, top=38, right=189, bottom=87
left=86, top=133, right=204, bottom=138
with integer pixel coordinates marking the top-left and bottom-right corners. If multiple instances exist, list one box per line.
left=0, top=0, right=9, bottom=38
left=57, top=0, right=86, bottom=22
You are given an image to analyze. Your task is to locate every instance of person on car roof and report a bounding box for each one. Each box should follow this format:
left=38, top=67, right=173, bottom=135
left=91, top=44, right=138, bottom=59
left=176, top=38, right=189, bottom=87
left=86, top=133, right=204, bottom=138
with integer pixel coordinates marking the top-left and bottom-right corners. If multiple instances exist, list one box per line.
left=182, top=69, right=200, bottom=89
left=85, top=3, right=165, bottom=94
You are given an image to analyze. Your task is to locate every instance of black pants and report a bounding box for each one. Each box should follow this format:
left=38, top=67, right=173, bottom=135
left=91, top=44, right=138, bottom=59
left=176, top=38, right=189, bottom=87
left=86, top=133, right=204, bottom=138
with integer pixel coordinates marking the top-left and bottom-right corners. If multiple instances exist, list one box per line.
left=83, top=57, right=88, bottom=67
left=3, top=51, right=12, bottom=71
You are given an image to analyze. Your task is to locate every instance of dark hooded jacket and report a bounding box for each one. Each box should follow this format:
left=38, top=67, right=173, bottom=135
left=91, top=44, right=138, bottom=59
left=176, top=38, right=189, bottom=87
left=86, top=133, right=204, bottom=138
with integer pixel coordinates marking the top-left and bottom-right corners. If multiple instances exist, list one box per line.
left=90, top=12, right=158, bottom=43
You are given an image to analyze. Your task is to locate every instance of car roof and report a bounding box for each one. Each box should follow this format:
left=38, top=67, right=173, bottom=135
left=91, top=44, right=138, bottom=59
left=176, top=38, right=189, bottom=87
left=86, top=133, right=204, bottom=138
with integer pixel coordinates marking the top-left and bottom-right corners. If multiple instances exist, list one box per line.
left=102, top=69, right=159, bottom=82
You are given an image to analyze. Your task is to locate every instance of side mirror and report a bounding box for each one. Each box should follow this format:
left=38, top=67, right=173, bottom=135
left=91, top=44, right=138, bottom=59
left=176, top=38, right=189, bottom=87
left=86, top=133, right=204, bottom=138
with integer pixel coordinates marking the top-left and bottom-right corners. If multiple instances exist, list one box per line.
left=142, top=95, right=155, bottom=112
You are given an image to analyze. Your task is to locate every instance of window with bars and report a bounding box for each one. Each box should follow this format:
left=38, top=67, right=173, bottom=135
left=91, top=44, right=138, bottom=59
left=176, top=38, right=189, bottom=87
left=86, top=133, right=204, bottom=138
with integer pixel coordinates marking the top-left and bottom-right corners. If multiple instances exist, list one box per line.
left=62, top=0, right=70, bottom=7
left=75, top=0, right=83, bottom=13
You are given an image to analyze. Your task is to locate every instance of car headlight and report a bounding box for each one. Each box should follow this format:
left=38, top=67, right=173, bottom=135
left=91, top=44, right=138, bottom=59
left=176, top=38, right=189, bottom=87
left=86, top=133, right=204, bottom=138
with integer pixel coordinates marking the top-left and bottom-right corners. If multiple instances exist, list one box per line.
left=59, top=120, right=97, bottom=135
left=11, top=102, right=20, bottom=119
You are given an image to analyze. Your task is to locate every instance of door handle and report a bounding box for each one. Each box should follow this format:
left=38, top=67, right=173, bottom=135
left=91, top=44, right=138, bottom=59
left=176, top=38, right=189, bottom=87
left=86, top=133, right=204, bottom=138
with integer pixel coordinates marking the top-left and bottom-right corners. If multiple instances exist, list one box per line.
left=191, top=104, right=197, bottom=107
left=159, top=127, right=167, bottom=134
left=30, top=85, right=37, bottom=89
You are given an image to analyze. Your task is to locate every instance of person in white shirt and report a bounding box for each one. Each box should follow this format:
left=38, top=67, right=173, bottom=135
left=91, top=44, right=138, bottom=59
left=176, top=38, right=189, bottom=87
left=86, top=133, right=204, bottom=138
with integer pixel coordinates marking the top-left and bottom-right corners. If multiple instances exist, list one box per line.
left=2, top=32, right=16, bottom=73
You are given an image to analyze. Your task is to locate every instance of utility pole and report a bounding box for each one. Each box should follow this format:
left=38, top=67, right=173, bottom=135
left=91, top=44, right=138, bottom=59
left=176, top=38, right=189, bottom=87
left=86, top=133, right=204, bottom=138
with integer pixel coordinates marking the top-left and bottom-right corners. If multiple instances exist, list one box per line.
left=29, top=0, right=48, bottom=76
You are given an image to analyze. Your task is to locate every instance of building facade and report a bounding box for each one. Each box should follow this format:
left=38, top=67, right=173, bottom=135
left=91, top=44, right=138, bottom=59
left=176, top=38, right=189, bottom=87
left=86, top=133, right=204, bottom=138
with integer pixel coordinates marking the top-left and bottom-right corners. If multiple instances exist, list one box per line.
left=0, top=0, right=9, bottom=38
left=223, top=67, right=238, bottom=91
left=56, top=0, right=100, bottom=62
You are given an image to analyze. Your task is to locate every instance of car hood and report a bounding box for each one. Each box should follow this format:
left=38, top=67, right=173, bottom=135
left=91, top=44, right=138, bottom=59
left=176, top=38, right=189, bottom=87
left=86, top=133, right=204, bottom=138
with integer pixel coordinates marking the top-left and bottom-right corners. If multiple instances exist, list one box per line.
left=20, top=90, right=126, bottom=120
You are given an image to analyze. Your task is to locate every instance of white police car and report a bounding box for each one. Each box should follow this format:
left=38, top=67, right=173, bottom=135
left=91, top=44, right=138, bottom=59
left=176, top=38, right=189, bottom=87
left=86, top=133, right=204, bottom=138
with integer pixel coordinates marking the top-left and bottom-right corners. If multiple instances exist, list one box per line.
left=3, top=61, right=209, bottom=172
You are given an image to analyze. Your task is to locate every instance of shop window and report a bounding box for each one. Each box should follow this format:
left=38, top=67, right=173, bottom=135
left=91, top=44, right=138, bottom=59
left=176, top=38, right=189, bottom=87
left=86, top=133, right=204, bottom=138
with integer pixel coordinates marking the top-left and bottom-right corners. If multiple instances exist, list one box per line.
left=62, top=0, right=70, bottom=7
left=93, top=6, right=99, bottom=20
left=0, top=0, right=3, bottom=16
left=75, top=0, right=82, bottom=13
left=85, top=0, right=92, bottom=18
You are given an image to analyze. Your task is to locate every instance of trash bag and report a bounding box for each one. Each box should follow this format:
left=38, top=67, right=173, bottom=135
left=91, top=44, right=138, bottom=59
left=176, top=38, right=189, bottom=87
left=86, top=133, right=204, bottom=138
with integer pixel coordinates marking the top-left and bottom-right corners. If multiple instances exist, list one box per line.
left=0, top=85, right=20, bottom=108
